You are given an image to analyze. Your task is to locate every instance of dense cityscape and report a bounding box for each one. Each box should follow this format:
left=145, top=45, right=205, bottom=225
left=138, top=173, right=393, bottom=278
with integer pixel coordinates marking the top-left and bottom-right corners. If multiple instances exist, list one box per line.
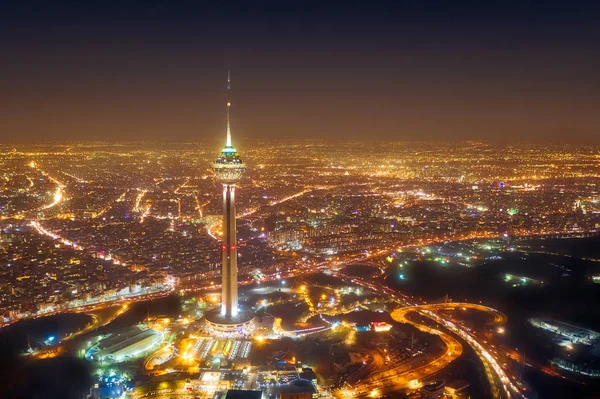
left=1, top=141, right=599, bottom=320
left=1, top=139, right=600, bottom=398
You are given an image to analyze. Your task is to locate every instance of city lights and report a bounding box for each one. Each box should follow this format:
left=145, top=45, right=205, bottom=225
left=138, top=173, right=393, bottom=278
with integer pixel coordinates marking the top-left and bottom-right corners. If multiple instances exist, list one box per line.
left=0, top=25, right=598, bottom=398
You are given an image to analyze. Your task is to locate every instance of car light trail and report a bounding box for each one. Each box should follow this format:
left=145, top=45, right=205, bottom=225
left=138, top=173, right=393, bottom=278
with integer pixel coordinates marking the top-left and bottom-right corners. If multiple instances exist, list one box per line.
left=133, top=189, right=147, bottom=213
left=39, top=185, right=63, bottom=210
left=391, top=304, right=525, bottom=399
left=30, top=221, right=128, bottom=267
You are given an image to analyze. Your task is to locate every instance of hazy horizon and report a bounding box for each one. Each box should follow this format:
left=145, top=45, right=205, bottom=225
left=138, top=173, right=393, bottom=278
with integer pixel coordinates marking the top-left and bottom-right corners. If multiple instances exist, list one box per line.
left=2, top=1, right=600, bottom=144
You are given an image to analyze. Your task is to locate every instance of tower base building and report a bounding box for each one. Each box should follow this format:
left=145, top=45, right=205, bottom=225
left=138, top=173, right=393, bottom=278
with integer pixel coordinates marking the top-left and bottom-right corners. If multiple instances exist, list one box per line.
left=204, top=308, right=255, bottom=337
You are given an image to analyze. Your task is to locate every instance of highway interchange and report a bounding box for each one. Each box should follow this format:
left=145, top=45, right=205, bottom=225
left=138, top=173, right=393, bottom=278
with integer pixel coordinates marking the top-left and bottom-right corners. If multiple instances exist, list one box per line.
left=330, top=270, right=526, bottom=399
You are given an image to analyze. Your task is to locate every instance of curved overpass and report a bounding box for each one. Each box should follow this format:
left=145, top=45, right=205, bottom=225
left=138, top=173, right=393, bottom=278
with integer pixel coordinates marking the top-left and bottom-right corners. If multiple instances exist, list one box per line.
left=348, top=320, right=463, bottom=398
left=390, top=303, right=521, bottom=399
left=344, top=304, right=499, bottom=397
left=398, top=302, right=507, bottom=325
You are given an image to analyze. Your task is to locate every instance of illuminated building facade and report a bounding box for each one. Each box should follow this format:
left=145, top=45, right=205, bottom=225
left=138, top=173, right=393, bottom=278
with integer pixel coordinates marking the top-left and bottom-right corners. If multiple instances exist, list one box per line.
left=85, top=325, right=163, bottom=363
left=371, top=321, right=393, bottom=332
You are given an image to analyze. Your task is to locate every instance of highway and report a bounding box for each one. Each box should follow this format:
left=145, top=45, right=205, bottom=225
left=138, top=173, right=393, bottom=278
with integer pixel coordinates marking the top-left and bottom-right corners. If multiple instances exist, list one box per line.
left=63, top=304, right=131, bottom=342
left=330, top=270, right=525, bottom=399
left=346, top=318, right=463, bottom=398
left=390, top=304, right=515, bottom=398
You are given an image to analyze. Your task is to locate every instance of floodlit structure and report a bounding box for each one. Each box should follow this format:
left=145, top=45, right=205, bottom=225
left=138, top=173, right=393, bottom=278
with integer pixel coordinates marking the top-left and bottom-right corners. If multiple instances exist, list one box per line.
left=85, top=325, right=162, bottom=363
left=420, top=381, right=446, bottom=399
left=371, top=321, right=392, bottom=332
left=530, top=318, right=600, bottom=345
left=205, top=72, right=254, bottom=335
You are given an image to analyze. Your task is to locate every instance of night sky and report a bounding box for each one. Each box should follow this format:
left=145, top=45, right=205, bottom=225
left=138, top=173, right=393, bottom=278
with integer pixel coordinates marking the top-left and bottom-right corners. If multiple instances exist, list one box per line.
left=2, top=1, right=600, bottom=143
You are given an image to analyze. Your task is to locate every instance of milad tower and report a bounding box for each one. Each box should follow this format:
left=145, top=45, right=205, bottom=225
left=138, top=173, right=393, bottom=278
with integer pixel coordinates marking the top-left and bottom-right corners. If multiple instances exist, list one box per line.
left=205, top=72, right=254, bottom=335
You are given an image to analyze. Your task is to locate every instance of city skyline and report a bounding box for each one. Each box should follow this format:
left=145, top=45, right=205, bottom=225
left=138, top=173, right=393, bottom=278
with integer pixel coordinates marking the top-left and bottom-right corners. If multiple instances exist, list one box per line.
left=2, top=2, right=600, bottom=399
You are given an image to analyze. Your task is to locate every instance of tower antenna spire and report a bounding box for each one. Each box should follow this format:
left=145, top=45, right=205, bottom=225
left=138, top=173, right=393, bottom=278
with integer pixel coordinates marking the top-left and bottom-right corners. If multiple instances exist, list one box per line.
left=226, top=70, right=232, bottom=147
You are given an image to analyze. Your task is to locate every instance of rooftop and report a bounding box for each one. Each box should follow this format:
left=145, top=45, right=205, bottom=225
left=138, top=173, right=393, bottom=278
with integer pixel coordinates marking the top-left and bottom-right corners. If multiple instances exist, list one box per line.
left=226, top=390, right=263, bottom=399
left=271, top=379, right=317, bottom=395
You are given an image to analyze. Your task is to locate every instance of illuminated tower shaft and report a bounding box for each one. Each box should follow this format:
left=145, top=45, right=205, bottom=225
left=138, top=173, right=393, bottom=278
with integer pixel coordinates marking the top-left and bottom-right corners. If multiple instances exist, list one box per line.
left=221, top=182, right=238, bottom=316
left=212, top=71, right=246, bottom=318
